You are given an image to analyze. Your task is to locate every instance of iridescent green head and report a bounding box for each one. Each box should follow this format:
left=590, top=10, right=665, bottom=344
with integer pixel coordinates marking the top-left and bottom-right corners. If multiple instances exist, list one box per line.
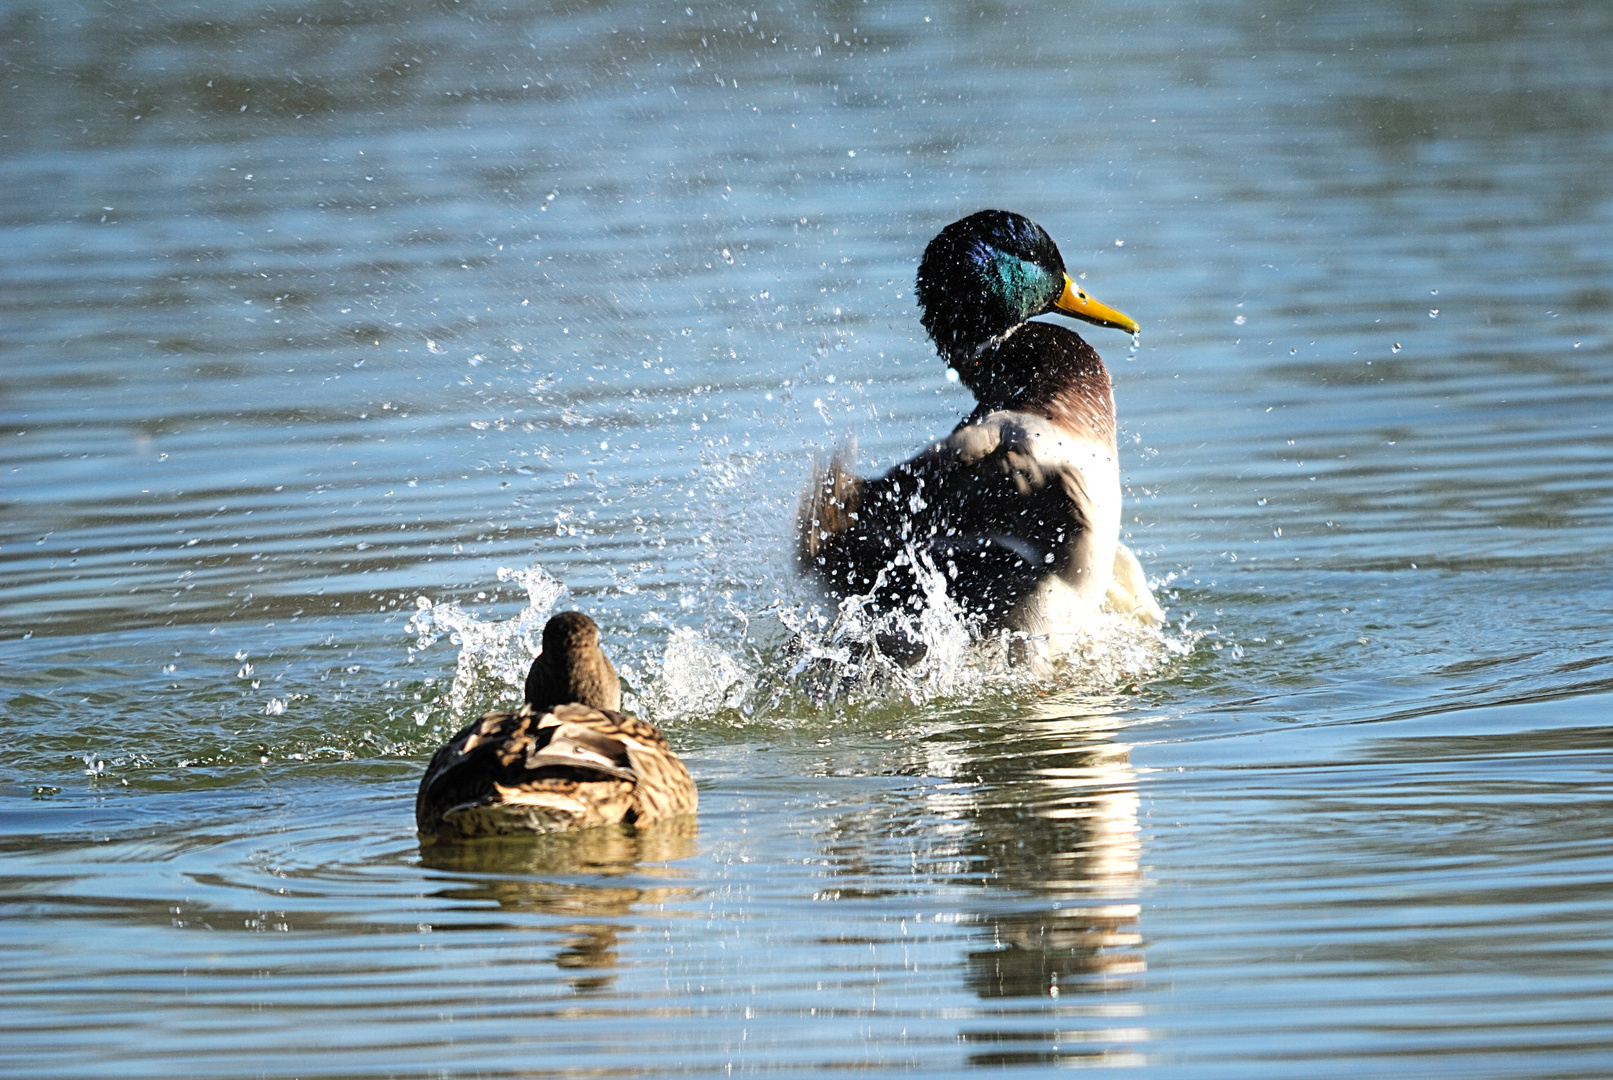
left=916, top=210, right=1137, bottom=364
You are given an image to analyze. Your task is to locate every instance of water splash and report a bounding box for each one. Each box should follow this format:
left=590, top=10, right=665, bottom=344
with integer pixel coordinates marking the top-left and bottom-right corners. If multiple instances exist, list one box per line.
left=634, top=626, right=754, bottom=719
left=404, top=555, right=1193, bottom=731
left=765, top=550, right=981, bottom=710
left=406, top=564, right=568, bottom=725
left=756, top=547, right=1191, bottom=715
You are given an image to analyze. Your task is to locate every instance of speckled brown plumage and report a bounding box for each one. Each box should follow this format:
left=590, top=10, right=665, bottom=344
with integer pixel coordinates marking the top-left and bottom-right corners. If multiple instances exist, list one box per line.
left=416, top=703, right=697, bottom=839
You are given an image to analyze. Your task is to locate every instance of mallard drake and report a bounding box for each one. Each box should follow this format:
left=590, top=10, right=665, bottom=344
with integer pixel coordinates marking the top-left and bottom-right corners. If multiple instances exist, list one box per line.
left=416, top=612, right=697, bottom=839
left=799, top=210, right=1164, bottom=659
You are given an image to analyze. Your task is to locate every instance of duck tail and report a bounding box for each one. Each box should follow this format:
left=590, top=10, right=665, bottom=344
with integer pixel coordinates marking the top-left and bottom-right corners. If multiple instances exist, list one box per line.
left=797, top=442, right=864, bottom=571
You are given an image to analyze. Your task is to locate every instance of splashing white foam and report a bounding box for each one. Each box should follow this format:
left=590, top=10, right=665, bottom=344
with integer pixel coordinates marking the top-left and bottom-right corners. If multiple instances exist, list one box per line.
left=769, top=549, right=983, bottom=708
left=402, top=555, right=1194, bottom=731
left=406, top=564, right=568, bottom=723
left=761, top=544, right=1196, bottom=714
left=636, top=626, right=754, bottom=720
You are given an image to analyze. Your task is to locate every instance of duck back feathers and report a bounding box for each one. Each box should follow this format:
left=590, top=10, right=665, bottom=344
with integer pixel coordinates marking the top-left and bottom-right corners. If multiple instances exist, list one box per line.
left=416, top=703, right=697, bottom=839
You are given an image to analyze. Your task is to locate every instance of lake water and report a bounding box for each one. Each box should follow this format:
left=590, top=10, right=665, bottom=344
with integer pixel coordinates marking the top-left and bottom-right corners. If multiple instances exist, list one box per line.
left=4, top=0, right=1613, bottom=1075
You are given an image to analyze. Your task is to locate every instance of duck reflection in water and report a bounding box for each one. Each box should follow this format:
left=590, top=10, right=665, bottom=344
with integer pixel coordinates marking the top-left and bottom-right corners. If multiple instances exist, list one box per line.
left=416, top=611, right=699, bottom=993
left=932, top=706, right=1142, bottom=997
left=957, top=734, right=1141, bottom=1006
left=419, top=819, right=699, bottom=995
left=812, top=698, right=1145, bottom=1067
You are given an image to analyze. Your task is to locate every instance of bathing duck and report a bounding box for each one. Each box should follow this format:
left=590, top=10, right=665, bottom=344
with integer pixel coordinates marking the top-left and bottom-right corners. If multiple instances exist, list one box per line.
left=798, top=210, right=1164, bottom=657
left=416, top=612, right=697, bottom=839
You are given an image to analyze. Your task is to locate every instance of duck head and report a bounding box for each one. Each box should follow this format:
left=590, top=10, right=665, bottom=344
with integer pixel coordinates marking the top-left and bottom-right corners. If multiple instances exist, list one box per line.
left=524, top=611, right=622, bottom=712
left=916, top=209, right=1138, bottom=374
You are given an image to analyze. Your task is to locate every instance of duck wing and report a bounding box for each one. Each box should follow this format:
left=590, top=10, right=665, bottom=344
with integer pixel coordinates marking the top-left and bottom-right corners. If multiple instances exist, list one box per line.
left=619, top=730, right=699, bottom=821
left=522, top=706, right=641, bottom=780
left=798, top=414, right=1096, bottom=621
left=537, top=705, right=699, bottom=822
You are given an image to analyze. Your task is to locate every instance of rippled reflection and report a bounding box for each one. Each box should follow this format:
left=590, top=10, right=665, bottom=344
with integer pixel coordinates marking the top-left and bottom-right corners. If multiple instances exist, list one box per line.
left=418, top=820, right=697, bottom=994
left=953, top=705, right=1145, bottom=1066
left=804, top=697, right=1147, bottom=1066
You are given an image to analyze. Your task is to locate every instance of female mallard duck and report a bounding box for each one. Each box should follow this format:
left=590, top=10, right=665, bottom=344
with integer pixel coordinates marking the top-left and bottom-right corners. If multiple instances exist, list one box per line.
left=416, top=611, right=697, bottom=839
left=799, top=210, right=1164, bottom=659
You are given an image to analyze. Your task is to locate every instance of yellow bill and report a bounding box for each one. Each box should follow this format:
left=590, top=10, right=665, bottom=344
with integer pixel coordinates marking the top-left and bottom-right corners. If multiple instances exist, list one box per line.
left=1052, top=274, right=1139, bottom=334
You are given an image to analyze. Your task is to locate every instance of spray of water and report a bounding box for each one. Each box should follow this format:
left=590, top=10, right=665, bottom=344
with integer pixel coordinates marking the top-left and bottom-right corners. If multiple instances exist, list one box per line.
left=405, top=557, right=1196, bottom=730
left=633, top=625, right=754, bottom=718
left=405, top=564, right=568, bottom=725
